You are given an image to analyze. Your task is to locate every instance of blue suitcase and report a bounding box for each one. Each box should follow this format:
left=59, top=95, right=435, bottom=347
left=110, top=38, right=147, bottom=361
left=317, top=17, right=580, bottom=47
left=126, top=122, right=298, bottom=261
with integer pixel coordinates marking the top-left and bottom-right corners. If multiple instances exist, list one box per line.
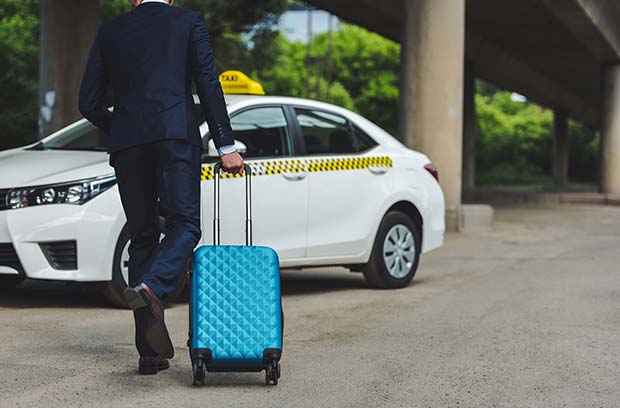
left=189, top=163, right=283, bottom=386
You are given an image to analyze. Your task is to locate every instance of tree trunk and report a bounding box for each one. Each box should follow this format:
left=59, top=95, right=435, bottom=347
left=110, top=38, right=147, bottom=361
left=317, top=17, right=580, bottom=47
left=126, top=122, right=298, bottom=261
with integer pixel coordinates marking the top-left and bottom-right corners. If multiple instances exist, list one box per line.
left=39, top=0, right=101, bottom=138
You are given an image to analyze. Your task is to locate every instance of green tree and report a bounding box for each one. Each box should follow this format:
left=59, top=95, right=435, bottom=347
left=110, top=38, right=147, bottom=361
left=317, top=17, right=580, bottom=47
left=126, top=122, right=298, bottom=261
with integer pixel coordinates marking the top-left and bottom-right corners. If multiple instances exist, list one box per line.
left=101, top=0, right=130, bottom=20
left=311, top=24, right=400, bottom=134
left=177, top=0, right=288, bottom=73
left=0, top=2, right=602, bottom=188
left=475, top=90, right=553, bottom=186
left=179, top=0, right=286, bottom=38
left=101, top=0, right=288, bottom=35
left=249, top=32, right=310, bottom=96
left=242, top=31, right=351, bottom=108
left=0, top=0, right=39, bottom=150
left=474, top=87, right=599, bottom=186
left=568, top=119, right=599, bottom=183
left=243, top=24, right=399, bottom=134
left=0, top=0, right=288, bottom=149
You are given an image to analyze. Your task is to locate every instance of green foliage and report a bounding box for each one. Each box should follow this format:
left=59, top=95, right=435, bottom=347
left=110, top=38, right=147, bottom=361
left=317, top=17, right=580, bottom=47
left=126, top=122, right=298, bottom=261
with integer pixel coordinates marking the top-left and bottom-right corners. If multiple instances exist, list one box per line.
left=0, top=0, right=288, bottom=150
left=0, top=0, right=39, bottom=150
left=101, top=0, right=289, bottom=32
left=0, top=2, right=602, bottom=187
left=311, top=24, right=400, bottom=134
left=568, top=119, right=600, bottom=182
left=177, top=0, right=288, bottom=73
left=241, top=24, right=399, bottom=134
left=475, top=80, right=500, bottom=97
left=475, top=91, right=553, bottom=186
left=178, top=0, right=287, bottom=40
left=475, top=87, right=599, bottom=186
left=101, top=0, right=131, bottom=20
left=218, top=28, right=358, bottom=109
left=245, top=31, right=307, bottom=96
left=355, top=70, right=399, bottom=134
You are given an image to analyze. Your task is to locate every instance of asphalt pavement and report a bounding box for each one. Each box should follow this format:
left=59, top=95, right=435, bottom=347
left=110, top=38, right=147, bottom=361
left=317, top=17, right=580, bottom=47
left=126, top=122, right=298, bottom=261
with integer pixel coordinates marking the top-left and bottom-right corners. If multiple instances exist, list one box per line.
left=0, top=205, right=619, bottom=407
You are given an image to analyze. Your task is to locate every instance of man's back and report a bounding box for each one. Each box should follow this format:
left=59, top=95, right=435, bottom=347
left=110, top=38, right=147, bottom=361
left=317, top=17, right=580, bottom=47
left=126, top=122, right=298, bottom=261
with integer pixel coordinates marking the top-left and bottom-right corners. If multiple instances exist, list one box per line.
left=79, top=2, right=233, bottom=154
left=78, top=0, right=244, bottom=370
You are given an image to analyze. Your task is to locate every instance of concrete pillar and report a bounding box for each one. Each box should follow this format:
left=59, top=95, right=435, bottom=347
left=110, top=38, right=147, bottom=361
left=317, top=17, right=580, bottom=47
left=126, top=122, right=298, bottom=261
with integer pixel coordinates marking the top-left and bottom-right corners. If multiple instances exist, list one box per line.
left=399, top=0, right=465, bottom=231
left=462, top=60, right=477, bottom=192
left=602, top=65, right=620, bottom=194
left=552, top=108, right=569, bottom=188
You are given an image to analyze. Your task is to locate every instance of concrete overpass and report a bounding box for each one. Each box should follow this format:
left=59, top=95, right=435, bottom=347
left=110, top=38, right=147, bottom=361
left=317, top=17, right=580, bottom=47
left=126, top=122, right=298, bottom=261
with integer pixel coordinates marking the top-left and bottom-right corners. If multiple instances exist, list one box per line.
left=309, top=0, right=620, bottom=230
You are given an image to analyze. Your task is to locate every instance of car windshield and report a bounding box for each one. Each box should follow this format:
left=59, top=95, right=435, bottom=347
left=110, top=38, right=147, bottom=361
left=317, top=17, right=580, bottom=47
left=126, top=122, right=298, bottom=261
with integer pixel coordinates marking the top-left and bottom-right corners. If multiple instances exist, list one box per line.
left=31, top=120, right=108, bottom=151
left=32, top=103, right=209, bottom=151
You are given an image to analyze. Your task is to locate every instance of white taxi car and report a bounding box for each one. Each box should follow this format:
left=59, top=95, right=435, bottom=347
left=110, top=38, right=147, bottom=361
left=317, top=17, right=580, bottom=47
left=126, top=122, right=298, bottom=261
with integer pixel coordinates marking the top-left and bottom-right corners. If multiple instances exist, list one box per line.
left=0, top=71, right=444, bottom=307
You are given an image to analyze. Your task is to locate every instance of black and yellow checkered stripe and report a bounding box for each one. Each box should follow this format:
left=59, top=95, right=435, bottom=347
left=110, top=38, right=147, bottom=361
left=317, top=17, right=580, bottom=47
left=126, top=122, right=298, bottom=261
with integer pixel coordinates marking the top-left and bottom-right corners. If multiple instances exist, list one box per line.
left=200, top=156, right=392, bottom=181
left=306, top=156, right=392, bottom=172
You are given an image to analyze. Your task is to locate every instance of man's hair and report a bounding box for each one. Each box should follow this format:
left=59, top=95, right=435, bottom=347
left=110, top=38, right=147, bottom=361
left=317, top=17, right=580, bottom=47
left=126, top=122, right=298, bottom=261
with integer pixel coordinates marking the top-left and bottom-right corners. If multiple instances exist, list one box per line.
left=129, top=1, right=173, bottom=6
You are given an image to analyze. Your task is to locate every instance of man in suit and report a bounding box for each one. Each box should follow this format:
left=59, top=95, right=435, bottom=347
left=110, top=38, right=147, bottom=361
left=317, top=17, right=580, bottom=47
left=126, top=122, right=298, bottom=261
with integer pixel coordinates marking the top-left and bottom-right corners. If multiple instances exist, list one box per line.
left=79, top=0, right=244, bottom=375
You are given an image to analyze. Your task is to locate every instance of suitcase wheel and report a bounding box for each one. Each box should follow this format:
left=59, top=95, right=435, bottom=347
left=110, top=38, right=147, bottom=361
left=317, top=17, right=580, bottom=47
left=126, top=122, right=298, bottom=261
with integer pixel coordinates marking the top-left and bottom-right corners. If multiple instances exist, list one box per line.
left=192, top=359, right=206, bottom=386
left=265, top=361, right=281, bottom=386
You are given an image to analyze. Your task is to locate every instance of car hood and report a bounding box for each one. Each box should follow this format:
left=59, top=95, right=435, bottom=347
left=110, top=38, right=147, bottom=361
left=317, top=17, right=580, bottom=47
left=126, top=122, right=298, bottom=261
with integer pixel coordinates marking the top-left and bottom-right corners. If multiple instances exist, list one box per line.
left=0, top=148, right=112, bottom=188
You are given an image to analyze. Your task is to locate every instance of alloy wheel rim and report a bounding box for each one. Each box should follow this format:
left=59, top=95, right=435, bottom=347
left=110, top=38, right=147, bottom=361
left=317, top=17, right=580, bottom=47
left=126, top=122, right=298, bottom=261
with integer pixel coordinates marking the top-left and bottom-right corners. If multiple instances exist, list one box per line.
left=120, top=239, right=130, bottom=286
left=382, top=224, right=415, bottom=279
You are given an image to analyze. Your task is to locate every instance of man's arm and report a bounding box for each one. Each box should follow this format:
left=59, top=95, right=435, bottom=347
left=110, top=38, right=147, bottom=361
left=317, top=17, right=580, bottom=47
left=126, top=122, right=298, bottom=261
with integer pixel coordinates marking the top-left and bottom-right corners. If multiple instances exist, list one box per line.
left=79, top=29, right=112, bottom=133
left=217, top=144, right=237, bottom=156
left=189, top=12, right=236, bottom=153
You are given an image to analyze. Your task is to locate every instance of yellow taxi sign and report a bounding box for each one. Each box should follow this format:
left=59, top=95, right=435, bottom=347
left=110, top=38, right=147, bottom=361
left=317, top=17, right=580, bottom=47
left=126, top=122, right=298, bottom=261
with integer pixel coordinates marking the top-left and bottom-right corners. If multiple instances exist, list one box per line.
left=219, top=70, right=265, bottom=95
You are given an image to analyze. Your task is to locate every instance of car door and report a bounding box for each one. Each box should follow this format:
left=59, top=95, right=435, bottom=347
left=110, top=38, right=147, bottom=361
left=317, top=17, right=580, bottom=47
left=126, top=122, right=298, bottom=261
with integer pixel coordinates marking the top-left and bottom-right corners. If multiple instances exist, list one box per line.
left=200, top=105, right=308, bottom=262
left=292, top=106, right=391, bottom=260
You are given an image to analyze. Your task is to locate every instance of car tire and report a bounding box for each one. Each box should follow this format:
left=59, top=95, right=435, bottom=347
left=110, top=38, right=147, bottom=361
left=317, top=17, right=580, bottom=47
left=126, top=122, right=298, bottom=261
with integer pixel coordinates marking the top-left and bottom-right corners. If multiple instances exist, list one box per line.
left=0, top=275, right=25, bottom=291
left=101, top=224, right=187, bottom=309
left=362, top=211, right=421, bottom=289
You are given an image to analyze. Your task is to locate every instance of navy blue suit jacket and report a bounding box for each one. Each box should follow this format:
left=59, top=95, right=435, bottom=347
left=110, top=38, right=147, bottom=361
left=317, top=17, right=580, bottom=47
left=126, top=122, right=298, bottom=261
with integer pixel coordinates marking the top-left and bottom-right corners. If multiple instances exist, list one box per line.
left=79, top=2, right=234, bottom=154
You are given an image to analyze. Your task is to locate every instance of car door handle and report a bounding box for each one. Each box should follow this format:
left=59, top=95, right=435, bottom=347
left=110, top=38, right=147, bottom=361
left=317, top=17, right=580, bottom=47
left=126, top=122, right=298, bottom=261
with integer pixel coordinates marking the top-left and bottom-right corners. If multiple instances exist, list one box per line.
left=282, top=171, right=307, bottom=181
left=368, top=166, right=389, bottom=175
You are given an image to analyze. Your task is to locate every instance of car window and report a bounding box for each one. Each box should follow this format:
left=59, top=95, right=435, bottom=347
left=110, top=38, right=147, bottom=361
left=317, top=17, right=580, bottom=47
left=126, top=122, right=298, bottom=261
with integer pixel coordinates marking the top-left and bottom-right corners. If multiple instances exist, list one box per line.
left=294, top=108, right=376, bottom=155
left=229, top=107, right=291, bottom=158
left=351, top=123, right=378, bottom=152
left=35, top=121, right=107, bottom=151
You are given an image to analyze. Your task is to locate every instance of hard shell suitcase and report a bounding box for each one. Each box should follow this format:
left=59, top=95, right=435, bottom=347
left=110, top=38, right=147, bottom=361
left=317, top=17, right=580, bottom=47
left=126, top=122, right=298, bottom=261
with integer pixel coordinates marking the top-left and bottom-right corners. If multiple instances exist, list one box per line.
left=189, top=163, right=283, bottom=386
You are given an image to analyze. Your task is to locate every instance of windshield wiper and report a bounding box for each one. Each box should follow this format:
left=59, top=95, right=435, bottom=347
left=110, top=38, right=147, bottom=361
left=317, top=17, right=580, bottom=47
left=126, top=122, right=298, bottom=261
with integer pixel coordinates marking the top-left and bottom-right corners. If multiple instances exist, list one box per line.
left=61, top=147, right=108, bottom=152
left=27, top=142, right=46, bottom=151
left=30, top=146, right=108, bottom=152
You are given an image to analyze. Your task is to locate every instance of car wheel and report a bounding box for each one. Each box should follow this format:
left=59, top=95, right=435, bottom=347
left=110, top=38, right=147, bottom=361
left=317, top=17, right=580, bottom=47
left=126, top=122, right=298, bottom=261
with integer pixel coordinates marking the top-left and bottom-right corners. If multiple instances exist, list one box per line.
left=0, top=275, right=25, bottom=291
left=362, top=211, right=421, bottom=289
left=101, top=225, right=187, bottom=309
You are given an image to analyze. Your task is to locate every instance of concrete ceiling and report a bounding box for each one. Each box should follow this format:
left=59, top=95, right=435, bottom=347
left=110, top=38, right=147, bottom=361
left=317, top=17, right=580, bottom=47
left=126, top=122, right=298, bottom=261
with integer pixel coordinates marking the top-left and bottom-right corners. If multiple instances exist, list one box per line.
left=308, top=0, right=620, bottom=128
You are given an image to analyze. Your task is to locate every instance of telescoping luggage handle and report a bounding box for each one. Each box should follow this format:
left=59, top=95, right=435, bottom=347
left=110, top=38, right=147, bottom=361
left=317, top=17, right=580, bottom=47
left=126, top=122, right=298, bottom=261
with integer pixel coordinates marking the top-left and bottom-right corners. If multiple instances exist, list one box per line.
left=212, top=163, right=253, bottom=246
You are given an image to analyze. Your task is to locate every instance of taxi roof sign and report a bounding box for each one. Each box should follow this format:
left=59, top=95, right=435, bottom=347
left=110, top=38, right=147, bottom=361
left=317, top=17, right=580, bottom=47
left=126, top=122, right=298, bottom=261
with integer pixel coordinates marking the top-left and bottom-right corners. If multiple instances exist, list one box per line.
left=219, top=70, right=265, bottom=95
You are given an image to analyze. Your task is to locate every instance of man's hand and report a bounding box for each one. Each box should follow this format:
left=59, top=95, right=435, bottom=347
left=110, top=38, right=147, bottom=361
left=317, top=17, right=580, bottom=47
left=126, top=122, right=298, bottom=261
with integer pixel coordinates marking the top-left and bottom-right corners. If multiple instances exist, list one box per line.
left=220, top=151, right=244, bottom=175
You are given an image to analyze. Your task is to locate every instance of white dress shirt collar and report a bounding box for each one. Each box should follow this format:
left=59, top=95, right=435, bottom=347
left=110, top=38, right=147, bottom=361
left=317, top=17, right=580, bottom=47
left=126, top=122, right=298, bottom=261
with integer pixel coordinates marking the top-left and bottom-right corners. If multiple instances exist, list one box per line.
left=140, top=0, right=169, bottom=4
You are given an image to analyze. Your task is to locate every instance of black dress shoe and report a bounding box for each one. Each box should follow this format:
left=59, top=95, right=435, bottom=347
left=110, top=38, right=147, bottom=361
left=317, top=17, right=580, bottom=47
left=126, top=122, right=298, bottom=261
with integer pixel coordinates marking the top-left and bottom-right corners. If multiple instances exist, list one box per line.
left=123, top=283, right=175, bottom=359
left=138, top=356, right=170, bottom=375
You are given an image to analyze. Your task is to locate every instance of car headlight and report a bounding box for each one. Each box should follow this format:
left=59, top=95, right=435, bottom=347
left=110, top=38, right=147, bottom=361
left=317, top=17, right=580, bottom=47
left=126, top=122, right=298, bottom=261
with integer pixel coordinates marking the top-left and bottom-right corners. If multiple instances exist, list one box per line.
left=7, top=175, right=116, bottom=209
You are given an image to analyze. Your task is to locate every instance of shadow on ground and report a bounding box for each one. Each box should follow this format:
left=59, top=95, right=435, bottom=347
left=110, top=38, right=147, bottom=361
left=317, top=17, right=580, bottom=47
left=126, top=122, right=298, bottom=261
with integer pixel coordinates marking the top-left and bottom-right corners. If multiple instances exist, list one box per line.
left=0, top=267, right=376, bottom=309
left=0, top=281, right=110, bottom=309
left=173, top=267, right=369, bottom=303
left=280, top=268, right=368, bottom=296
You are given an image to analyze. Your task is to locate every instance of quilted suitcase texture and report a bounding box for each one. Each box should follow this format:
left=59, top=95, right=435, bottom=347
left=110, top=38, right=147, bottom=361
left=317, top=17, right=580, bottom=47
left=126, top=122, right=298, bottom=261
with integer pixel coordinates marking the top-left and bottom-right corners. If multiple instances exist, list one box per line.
left=189, top=163, right=283, bottom=386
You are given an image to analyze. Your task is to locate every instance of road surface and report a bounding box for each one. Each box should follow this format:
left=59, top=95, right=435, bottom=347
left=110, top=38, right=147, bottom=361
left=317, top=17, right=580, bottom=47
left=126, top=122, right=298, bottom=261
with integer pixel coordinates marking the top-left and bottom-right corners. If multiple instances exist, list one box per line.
left=0, top=205, right=618, bottom=407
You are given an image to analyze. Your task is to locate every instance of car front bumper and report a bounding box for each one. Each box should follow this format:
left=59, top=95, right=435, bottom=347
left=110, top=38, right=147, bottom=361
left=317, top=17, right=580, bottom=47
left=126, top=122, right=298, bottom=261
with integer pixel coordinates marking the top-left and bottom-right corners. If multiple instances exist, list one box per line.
left=0, top=187, right=125, bottom=282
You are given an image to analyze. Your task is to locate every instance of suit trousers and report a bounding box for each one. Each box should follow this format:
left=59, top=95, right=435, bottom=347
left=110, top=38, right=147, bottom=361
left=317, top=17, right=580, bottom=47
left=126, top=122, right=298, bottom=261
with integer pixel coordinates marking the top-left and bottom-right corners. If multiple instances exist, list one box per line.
left=111, top=139, right=202, bottom=356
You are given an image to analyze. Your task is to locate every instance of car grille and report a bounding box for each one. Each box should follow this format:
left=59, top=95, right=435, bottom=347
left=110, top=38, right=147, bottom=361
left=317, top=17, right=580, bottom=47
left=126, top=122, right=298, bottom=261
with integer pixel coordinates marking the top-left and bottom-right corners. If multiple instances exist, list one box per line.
left=0, top=243, right=24, bottom=273
left=0, top=189, right=9, bottom=211
left=39, top=240, right=78, bottom=270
